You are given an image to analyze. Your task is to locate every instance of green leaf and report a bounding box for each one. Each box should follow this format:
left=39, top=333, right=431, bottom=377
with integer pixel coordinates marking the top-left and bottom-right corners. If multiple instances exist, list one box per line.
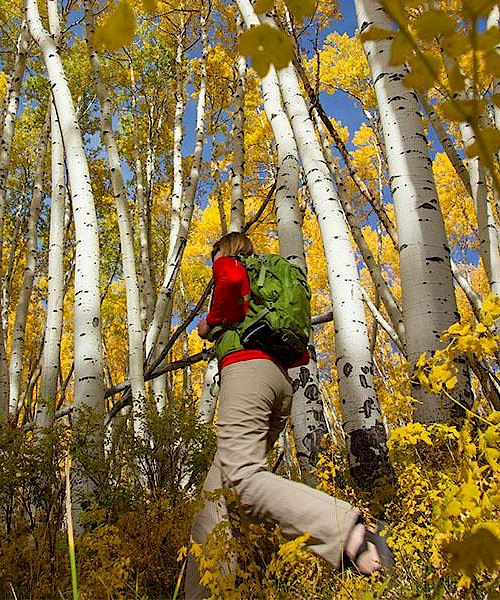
left=239, top=24, right=293, bottom=77
left=285, top=0, right=316, bottom=20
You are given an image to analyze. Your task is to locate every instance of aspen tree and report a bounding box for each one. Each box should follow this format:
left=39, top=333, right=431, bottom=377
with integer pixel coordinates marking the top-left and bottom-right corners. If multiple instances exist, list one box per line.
left=39, top=102, right=66, bottom=428
left=235, top=1, right=390, bottom=484
left=26, top=0, right=104, bottom=415
left=234, top=1, right=331, bottom=479
left=145, top=9, right=208, bottom=402
left=8, top=108, right=49, bottom=418
left=0, top=20, right=30, bottom=416
left=83, top=0, right=146, bottom=417
left=355, top=0, right=472, bottom=423
left=229, top=16, right=246, bottom=233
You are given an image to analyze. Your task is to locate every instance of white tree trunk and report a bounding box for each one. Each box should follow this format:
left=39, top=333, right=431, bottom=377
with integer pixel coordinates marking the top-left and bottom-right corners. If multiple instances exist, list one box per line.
left=130, top=63, right=155, bottom=330
left=229, top=21, right=246, bottom=233
left=315, top=112, right=406, bottom=347
left=197, top=356, right=219, bottom=424
left=146, top=13, right=208, bottom=371
left=9, top=109, right=50, bottom=418
left=26, top=0, right=104, bottom=415
left=458, top=119, right=500, bottom=297
left=39, top=102, right=66, bottom=428
left=355, top=0, right=472, bottom=423
left=276, top=60, right=388, bottom=481
left=83, top=0, right=146, bottom=415
left=0, top=20, right=30, bottom=416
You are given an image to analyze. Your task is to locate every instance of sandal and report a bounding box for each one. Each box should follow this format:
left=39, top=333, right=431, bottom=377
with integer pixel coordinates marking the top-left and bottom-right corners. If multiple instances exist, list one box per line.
left=344, top=519, right=394, bottom=575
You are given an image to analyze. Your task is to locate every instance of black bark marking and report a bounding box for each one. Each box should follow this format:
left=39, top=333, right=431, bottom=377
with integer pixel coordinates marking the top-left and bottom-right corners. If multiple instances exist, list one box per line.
left=343, top=363, right=353, bottom=377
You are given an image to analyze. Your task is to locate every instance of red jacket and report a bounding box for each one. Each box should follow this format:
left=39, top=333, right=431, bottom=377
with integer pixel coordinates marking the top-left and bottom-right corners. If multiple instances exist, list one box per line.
left=207, top=256, right=273, bottom=370
left=206, top=256, right=310, bottom=370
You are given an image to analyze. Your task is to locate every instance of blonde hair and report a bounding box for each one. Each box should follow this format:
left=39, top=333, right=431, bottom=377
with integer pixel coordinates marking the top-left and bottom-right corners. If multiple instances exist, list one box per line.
left=211, top=232, right=254, bottom=260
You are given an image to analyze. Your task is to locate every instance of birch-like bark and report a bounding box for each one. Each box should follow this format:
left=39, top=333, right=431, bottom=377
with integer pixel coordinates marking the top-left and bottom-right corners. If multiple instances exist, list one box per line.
left=315, top=112, right=406, bottom=347
left=275, top=60, right=389, bottom=482
left=235, top=2, right=333, bottom=480
left=83, top=1, right=146, bottom=415
left=229, top=21, right=246, bottom=233
left=458, top=118, right=500, bottom=297
left=39, top=102, right=66, bottom=428
left=26, top=0, right=104, bottom=416
left=0, top=20, right=30, bottom=416
left=130, top=62, right=155, bottom=329
left=355, top=0, right=472, bottom=423
left=9, top=109, right=50, bottom=418
left=419, top=93, right=471, bottom=196
left=197, top=356, right=219, bottom=424
left=145, top=12, right=208, bottom=371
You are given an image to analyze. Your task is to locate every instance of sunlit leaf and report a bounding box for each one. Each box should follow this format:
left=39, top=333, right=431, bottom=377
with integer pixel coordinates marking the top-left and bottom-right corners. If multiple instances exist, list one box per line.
left=413, top=9, right=456, bottom=41
left=360, top=26, right=393, bottom=42
left=93, top=0, right=136, bottom=51
left=239, top=24, right=293, bottom=77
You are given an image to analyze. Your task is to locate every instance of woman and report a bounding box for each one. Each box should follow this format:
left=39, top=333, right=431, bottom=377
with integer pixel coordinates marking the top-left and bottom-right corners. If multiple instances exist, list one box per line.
left=185, top=232, right=392, bottom=599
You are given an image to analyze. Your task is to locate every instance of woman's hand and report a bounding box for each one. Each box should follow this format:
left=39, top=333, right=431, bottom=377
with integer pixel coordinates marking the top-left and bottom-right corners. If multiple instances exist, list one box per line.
left=197, top=318, right=211, bottom=340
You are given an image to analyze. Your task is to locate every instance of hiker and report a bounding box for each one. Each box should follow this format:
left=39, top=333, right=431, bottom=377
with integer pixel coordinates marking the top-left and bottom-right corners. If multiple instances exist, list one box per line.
left=185, top=232, right=392, bottom=599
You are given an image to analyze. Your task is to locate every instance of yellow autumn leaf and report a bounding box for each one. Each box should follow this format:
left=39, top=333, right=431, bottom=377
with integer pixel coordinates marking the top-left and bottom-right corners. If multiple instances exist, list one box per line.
left=239, top=24, right=293, bottom=77
left=380, top=0, right=406, bottom=24
left=254, top=0, right=274, bottom=13
left=285, top=0, right=316, bottom=20
left=440, top=98, right=486, bottom=122
left=441, top=31, right=469, bottom=58
left=491, top=94, right=500, bottom=107
left=445, top=527, right=500, bottom=577
left=482, top=49, right=500, bottom=78
left=360, top=26, right=393, bottom=43
left=461, top=0, right=497, bottom=19
left=448, top=63, right=466, bottom=93
left=477, top=27, right=500, bottom=51
left=389, top=30, right=413, bottom=66
left=404, top=53, right=439, bottom=91
left=445, top=375, right=457, bottom=390
left=413, top=9, right=456, bottom=41
left=141, top=0, right=156, bottom=13
left=465, top=127, right=500, bottom=161
left=93, top=0, right=136, bottom=51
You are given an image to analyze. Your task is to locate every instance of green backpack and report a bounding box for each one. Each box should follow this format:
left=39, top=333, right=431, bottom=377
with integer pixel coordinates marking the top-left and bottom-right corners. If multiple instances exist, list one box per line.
left=235, top=254, right=311, bottom=367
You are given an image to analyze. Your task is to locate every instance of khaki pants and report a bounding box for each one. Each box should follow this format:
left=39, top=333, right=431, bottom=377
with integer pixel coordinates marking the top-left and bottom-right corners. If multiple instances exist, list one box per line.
left=185, top=359, right=359, bottom=599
